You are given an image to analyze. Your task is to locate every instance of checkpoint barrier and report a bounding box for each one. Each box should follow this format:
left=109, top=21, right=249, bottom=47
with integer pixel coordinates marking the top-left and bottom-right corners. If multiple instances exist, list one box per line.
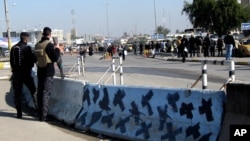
left=21, top=77, right=227, bottom=140
left=48, top=78, right=85, bottom=125
left=75, top=84, right=225, bottom=141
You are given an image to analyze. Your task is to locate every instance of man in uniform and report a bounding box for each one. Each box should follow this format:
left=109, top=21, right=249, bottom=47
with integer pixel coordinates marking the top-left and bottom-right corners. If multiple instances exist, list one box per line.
left=10, top=32, right=37, bottom=118
left=34, top=27, right=60, bottom=121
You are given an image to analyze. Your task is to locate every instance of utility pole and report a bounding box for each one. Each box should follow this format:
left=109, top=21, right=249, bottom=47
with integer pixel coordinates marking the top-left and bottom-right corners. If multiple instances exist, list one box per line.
left=104, top=1, right=111, bottom=38
left=71, top=9, right=76, bottom=40
left=4, top=0, right=12, bottom=51
left=154, top=0, right=158, bottom=39
left=154, top=0, right=157, bottom=34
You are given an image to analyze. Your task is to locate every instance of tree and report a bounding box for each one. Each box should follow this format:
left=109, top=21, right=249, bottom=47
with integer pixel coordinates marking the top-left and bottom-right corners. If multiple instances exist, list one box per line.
left=182, top=0, right=215, bottom=31
left=155, top=25, right=170, bottom=37
left=182, top=0, right=250, bottom=36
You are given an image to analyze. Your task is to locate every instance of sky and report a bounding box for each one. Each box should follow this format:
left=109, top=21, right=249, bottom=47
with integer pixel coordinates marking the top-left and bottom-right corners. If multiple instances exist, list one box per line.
left=0, top=0, right=193, bottom=37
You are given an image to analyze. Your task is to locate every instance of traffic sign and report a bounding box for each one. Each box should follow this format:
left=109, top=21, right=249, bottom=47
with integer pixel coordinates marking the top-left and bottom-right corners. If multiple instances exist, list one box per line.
left=241, top=23, right=250, bottom=30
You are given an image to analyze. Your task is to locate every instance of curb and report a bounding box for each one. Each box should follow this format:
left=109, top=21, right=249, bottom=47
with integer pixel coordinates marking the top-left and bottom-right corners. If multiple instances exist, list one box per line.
left=165, top=58, right=250, bottom=66
left=0, top=62, right=10, bottom=69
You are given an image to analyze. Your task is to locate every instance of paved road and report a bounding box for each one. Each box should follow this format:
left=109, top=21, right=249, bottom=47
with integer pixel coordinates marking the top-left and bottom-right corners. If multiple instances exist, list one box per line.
left=61, top=53, right=250, bottom=90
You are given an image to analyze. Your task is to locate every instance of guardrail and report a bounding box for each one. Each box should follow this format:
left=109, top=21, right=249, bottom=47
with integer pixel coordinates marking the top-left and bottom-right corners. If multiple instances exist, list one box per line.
left=191, top=60, right=235, bottom=90
left=96, top=56, right=124, bottom=85
left=68, top=56, right=85, bottom=76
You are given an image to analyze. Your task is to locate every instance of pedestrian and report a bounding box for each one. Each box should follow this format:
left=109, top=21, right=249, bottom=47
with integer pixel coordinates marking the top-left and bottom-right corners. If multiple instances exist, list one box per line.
left=217, top=35, right=224, bottom=57
left=133, top=42, right=137, bottom=55
left=203, top=33, right=210, bottom=57
left=234, top=38, right=241, bottom=57
left=181, top=35, right=188, bottom=63
left=34, top=27, right=60, bottom=121
left=79, top=46, right=87, bottom=62
left=89, top=45, right=94, bottom=56
left=210, top=39, right=216, bottom=57
left=224, top=31, right=235, bottom=60
left=144, top=42, right=150, bottom=57
left=176, top=36, right=182, bottom=57
left=139, top=42, right=143, bottom=55
left=52, top=37, right=65, bottom=79
left=196, top=36, right=203, bottom=57
left=122, top=44, right=127, bottom=60
left=10, top=32, right=38, bottom=118
left=189, top=34, right=196, bottom=57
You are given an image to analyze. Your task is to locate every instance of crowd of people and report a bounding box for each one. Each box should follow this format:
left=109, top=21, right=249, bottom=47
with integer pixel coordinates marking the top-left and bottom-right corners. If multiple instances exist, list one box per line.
left=129, top=32, right=240, bottom=62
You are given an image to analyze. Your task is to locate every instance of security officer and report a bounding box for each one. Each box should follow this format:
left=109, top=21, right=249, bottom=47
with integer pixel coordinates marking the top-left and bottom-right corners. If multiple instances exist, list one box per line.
left=10, top=32, right=37, bottom=118
left=35, top=27, right=60, bottom=121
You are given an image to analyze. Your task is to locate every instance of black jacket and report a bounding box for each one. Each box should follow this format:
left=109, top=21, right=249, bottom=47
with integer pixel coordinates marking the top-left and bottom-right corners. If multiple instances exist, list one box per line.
left=224, top=34, right=235, bottom=45
left=37, top=37, right=60, bottom=77
left=10, top=41, right=36, bottom=74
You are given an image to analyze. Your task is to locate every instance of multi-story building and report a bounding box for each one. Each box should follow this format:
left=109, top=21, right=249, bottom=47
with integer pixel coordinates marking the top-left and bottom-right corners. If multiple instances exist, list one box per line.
left=51, top=29, right=64, bottom=42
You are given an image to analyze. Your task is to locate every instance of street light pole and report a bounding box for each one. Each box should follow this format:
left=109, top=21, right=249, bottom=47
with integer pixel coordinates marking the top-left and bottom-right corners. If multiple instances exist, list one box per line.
left=104, top=1, right=110, bottom=38
left=154, top=0, right=157, bottom=34
left=153, top=0, right=158, bottom=40
left=4, top=0, right=12, bottom=51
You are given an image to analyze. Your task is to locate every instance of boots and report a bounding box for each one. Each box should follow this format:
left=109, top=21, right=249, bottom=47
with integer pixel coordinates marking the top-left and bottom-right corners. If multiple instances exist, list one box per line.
left=17, top=108, right=22, bottom=118
left=60, top=70, right=65, bottom=79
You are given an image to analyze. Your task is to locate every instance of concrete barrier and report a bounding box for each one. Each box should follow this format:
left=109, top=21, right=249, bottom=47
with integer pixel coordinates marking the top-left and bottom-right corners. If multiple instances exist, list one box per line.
left=48, top=78, right=85, bottom=125
left=22, top=76, right=85, bottom=125
left=218, top=82, right=250, bottom=141
left=20, top=76, right=230, bottom=140
left=75, top=84, right=225, bottom=141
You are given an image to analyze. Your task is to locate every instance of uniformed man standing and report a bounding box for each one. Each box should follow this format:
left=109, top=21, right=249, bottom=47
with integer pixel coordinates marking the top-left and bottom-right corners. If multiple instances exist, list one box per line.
left=10, top=32, right=37, bottom=118
left=34, top=27, right=60, bottom=121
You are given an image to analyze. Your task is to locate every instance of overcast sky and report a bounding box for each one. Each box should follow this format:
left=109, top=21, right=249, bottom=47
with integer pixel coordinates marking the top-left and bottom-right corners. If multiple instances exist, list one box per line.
left=0, top=0, right=193, bottom=37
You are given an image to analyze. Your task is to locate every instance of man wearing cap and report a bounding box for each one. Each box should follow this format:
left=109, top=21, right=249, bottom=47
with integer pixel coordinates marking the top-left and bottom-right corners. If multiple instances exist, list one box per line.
left=10, top=32, right=37, bottom=118
left=35, top=27, right=60, bottom=121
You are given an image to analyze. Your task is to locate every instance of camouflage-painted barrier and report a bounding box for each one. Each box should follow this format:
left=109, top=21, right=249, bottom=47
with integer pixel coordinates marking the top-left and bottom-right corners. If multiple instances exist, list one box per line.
left=22, top=78, right=226, bottom=140
left=75, top=84, right=225, bottom=141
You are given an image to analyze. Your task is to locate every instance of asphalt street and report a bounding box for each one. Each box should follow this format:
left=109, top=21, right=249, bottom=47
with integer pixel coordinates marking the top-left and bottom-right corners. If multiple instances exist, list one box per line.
left=61, top=52, right=250, bottom=90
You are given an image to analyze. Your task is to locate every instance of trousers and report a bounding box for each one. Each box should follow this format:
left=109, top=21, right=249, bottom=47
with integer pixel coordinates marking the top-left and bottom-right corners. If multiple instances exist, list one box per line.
left=12, top=72, right=36, bottom=114
left=37, top=76, right=53, bottom=119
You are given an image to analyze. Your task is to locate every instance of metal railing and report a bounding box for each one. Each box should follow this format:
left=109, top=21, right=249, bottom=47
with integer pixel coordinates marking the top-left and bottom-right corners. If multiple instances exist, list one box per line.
left=96, top=56, right=123, bottom=85
left=68, top=56, right=85, bottom=76
left=191, top=60, right=235, bottom=90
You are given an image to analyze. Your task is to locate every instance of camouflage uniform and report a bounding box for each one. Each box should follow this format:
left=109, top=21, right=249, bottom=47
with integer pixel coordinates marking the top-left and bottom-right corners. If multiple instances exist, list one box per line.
left=37, top=76, right=53, bottom=120
left=35, top=27, right=60, bottom=121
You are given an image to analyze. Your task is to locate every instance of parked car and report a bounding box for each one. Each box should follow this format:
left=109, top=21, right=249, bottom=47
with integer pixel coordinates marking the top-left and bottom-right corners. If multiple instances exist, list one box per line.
left=237, top=39, right=250, bottom=57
